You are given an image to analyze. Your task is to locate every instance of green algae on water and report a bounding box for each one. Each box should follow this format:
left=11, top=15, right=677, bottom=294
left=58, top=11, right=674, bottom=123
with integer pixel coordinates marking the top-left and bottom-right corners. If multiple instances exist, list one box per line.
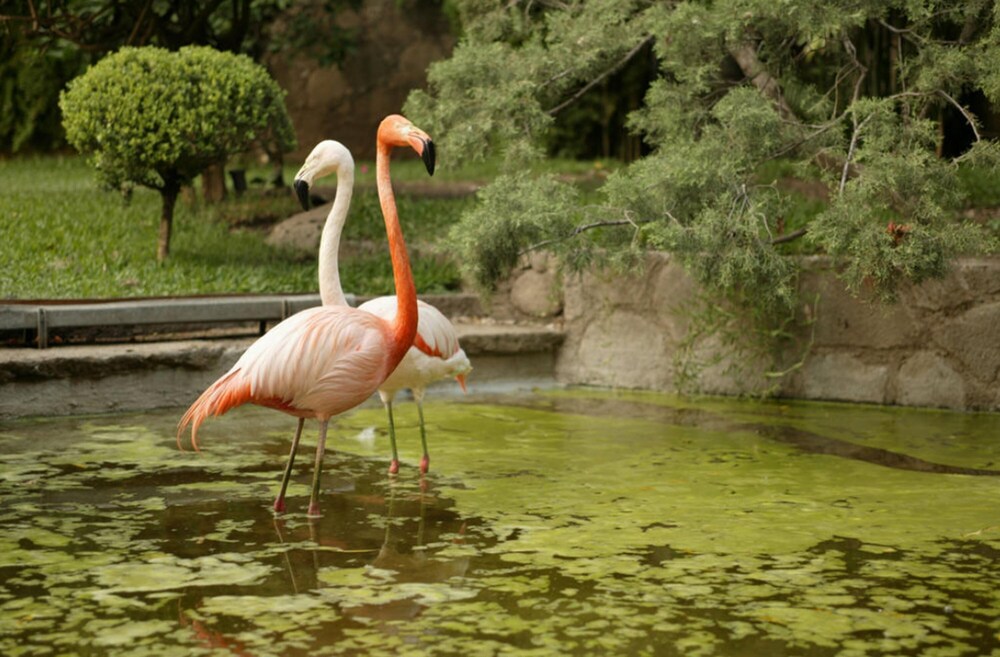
left=0, top=390, right=998, bottom=656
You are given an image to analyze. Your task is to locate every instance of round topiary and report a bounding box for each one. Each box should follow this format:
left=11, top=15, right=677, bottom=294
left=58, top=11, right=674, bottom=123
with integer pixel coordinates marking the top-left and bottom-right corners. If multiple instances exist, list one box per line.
left=60, top=45, right=296, bottom=261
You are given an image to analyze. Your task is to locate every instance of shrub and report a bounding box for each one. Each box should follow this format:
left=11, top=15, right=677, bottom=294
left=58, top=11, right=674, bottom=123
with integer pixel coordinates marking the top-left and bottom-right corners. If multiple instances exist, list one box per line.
left=60, top=45, right=295, bottom=261
left=408, top=0, right=999, bottom=311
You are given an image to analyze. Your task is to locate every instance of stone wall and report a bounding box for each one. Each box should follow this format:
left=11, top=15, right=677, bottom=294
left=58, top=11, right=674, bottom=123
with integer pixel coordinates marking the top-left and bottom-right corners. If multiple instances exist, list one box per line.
left=500, top=254, right=1000, bottom=411
left=269, top=0, right=455, bottom=161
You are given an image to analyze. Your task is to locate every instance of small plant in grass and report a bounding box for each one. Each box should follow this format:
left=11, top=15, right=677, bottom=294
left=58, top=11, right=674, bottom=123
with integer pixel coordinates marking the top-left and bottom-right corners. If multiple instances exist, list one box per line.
left=60, top=45, right=295, bottom=262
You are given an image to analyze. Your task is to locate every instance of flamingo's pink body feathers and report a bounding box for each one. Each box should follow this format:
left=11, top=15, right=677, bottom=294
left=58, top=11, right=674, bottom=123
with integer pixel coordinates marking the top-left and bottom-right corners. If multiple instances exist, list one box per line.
left=177, top=306, right=393, bottom=450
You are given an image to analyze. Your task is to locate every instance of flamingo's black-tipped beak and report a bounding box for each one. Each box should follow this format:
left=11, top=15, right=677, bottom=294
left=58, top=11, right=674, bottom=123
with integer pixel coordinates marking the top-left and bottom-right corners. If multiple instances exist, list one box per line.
left=421, top=139, right=435, bottom=176
left=294, top=179, right=310, bottom=211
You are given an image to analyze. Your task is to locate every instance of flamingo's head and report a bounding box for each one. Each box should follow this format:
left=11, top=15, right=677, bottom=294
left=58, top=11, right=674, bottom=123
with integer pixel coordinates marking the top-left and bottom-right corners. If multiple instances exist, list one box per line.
left=378, top=114, right=435, bottom=176
left=293, top=140, right=355, bottom=211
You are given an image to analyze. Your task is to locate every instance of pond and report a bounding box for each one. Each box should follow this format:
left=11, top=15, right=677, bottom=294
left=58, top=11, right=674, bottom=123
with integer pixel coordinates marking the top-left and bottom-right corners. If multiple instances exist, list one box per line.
left=1, top=388, right=998, bottom=656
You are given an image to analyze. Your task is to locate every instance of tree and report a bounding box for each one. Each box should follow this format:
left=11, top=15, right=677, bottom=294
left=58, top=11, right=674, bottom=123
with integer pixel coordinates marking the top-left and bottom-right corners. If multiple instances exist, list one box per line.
left=60, top=45, right=296, bottom=261
left=406, top=0, right=999, bottom=318
left=0, top=0, right=357, bottom=60
left=0, top=31, right=86, bottom=152
left=0, top=0, right=356, bottom=153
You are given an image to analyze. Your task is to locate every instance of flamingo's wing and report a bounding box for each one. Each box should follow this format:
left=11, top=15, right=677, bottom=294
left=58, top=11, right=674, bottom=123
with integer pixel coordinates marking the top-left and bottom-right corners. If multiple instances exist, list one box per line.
left=237, top=306, right=389, bottom=414
left=359, top=297, right=471, bottom=396
left=178, top=306, right=390, bottom=448
left=412, top=301, right=464, bottom=359
left=358, top=297, right=464, bottom=358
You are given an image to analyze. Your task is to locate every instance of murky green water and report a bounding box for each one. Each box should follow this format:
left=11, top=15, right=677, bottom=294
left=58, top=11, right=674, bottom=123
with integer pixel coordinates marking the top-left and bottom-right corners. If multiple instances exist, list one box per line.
left=1, top=389, right=999, bottom=656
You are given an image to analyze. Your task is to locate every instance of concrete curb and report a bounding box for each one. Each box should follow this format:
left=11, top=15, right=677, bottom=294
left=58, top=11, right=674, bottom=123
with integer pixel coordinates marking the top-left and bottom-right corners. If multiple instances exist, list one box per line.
left=0, top=321, right=564, bottom=419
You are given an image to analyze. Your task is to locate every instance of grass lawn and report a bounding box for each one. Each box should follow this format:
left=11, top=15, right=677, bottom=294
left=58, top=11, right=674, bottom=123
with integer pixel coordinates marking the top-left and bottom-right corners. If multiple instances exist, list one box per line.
left=0, top=155, right=487, bottom=300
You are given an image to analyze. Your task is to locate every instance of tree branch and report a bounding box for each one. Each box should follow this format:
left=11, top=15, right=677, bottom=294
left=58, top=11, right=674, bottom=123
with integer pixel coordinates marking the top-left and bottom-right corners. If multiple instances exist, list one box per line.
left=877, top=18, right=927, bottom=44
left=958, top=2, right=990, bottom=44
left=727, top=41, right=798, bottom=121
left=937, top=89, right=981, bottom=142
left=770, top=227, right=807, bottom=245
left=127, top=0, right=153, bottom=46
left=840, top=113, right=871, bottom=196
left=521, top=218, right=637, bottom=254
left=546, top=36, right=654, bottom=116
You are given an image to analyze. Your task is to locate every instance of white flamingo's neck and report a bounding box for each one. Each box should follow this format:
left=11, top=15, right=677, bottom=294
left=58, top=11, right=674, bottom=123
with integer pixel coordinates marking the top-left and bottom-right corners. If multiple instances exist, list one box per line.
left=317, top=167, right=354, bottom=307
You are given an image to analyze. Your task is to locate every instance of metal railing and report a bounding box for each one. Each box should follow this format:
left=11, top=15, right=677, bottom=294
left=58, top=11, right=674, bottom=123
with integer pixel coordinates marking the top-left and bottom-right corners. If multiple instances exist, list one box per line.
left=0, top=294, right=356, bottom=348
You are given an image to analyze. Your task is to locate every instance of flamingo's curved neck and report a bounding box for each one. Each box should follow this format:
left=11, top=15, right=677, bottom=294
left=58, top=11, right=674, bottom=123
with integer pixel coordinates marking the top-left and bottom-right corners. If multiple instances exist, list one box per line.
left=376, top=140, right=418, bottom=368
left=318, top=166, right=353, bottom=307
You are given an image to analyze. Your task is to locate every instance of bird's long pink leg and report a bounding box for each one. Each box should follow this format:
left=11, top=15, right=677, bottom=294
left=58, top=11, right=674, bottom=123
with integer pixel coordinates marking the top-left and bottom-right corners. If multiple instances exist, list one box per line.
left=385, top=400, right=400, bottom=475
left=416, top=400, right=430, bottom=474
left=307, top=420, right=330, bottom=517
left=274, top=418, right=305, bottom=513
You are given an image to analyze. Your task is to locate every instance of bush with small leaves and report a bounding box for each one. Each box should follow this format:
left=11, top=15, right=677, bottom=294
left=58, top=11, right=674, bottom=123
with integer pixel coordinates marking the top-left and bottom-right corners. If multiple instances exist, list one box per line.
left=61, top=45, right=295, bottom=261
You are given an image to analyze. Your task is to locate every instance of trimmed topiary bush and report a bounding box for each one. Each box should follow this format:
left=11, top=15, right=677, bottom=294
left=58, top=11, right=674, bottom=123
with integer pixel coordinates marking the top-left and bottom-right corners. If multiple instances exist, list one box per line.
left=60, top=45, right=296, bottom=261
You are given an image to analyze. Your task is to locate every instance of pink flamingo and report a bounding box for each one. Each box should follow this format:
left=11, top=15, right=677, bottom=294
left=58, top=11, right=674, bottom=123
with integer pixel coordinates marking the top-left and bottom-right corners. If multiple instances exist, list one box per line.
left=177, top=115, right=434, bottom=517
left=293, top=142, right=471, bottom=477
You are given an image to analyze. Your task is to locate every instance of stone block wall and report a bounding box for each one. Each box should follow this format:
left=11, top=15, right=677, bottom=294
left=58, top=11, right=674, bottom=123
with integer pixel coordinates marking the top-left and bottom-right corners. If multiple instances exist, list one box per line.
left=500, top=254, right=1000, bottom=411
left=789, top=257, right=1000, bottom=410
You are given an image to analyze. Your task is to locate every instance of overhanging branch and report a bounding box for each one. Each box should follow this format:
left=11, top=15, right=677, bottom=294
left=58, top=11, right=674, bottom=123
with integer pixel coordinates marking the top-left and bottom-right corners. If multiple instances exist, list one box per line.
left=770, top=227, right=807, bottom=245
left=521, top=218, right=639, bottom=254
left=728, top=41, right=798, bottom=122
left=938, top=89, right=981, bottom=143
left=546, top=36, right=654, bottom=116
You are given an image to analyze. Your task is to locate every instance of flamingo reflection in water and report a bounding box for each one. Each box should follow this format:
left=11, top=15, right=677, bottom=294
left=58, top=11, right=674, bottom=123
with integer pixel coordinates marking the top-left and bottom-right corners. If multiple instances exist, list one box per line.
left=177, top=475, right=470, bottom=652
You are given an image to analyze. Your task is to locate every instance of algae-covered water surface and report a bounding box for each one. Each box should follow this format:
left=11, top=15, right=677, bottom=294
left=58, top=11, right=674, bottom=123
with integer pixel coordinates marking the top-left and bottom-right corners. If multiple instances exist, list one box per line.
left=1, top=389, right=998, bottom=656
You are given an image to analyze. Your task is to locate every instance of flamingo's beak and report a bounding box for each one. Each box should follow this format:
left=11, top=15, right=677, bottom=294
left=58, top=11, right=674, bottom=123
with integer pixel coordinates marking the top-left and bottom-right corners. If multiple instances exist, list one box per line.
left=294, top=179, right=311, bottom=211
left=421, top=138, right=436, bottom=176
left=408, top=134, right=435, bottom=176
left=456, top=373, right=467, bottom=393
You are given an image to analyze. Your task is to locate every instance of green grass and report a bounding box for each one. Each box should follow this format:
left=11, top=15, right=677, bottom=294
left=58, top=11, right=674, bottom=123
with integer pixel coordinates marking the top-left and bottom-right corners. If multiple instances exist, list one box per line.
left=0, top=155, right=472, bottom=300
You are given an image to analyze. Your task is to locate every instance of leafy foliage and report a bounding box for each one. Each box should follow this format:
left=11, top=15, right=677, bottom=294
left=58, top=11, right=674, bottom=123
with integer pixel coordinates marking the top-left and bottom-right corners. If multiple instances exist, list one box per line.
left=61, top=45, right=294, bottom=193
left=448, top=173, right=579, bottom=288
left=0, top=36, right=86, bottom=152
left=0, top=0, right=357, bottom=153
left=60, top=45, right=295, bottom=259
left=407, top=0, right=999, bottom=314
left=1, top=0, right=340, bottom=56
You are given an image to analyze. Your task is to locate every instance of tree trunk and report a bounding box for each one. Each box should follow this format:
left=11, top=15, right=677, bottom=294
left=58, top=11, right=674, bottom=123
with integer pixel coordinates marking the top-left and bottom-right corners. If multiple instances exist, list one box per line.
left=201, top=161, right=227, bottom=202
left=158, top=184, right=179, bottom=262
left=267, top=148, right=286, bottom=188
left=229, top=169, right=248, bottom=196
left=728, top=42, right=798, bottom=122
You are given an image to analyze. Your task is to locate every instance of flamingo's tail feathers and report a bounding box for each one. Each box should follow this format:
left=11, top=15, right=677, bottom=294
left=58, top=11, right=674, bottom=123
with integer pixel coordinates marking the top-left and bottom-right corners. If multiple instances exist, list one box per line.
left=175, top=370, right=251, bottom=452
